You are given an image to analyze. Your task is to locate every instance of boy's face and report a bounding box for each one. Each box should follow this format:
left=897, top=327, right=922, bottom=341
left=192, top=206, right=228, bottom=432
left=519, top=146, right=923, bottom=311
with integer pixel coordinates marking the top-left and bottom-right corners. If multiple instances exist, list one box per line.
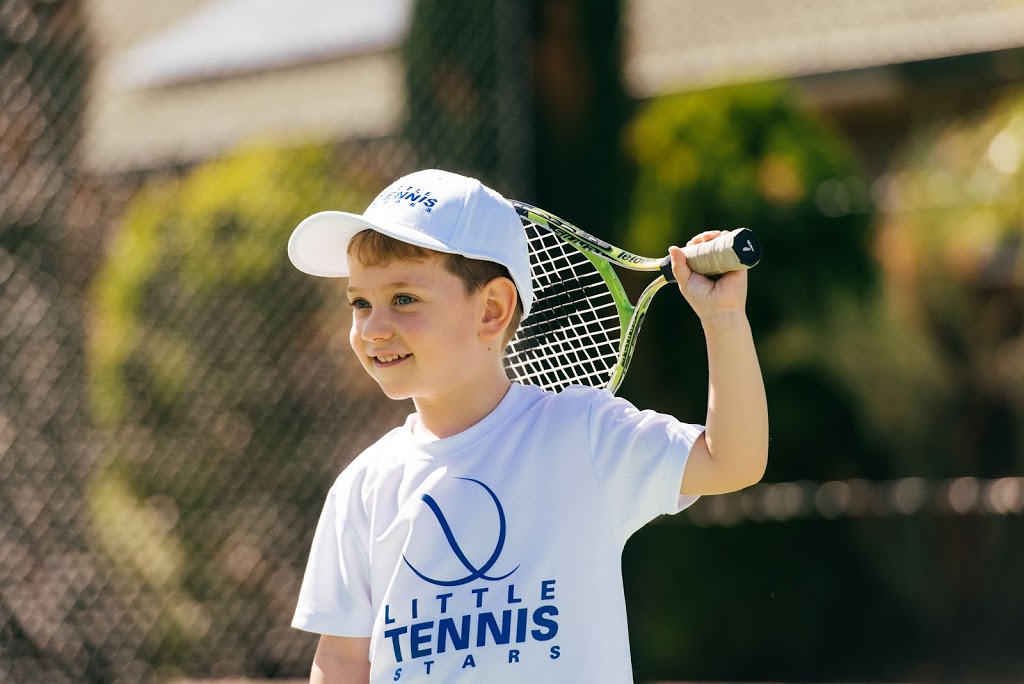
left=346, top=253, right=492, bottom=403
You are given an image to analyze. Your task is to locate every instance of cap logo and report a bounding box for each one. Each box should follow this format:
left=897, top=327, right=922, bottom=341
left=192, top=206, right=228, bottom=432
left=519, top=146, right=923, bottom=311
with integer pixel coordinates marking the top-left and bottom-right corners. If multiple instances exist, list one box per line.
left=375, top=185, right=439, bottom=213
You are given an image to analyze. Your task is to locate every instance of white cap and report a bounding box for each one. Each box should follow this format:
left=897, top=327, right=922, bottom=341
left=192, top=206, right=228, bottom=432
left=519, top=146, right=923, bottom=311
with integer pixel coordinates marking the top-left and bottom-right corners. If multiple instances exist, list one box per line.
left=288, top=169, right=533, bottom=317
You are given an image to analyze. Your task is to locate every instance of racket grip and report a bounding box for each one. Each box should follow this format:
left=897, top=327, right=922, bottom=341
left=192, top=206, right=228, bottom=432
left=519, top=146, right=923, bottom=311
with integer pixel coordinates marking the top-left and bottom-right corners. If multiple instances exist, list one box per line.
left=659, top=228, right=762, bottom=281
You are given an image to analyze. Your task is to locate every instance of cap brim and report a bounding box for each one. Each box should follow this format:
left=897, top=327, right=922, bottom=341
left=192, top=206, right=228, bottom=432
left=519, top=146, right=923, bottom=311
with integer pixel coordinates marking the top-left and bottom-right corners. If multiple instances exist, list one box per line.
left=287, top=211, right=456, bottom=278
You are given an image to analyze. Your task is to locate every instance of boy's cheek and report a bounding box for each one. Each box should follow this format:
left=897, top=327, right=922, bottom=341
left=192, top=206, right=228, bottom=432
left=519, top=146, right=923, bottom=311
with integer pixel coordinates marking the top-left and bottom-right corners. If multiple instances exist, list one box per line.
left=349, top=322, right=363, bottom=353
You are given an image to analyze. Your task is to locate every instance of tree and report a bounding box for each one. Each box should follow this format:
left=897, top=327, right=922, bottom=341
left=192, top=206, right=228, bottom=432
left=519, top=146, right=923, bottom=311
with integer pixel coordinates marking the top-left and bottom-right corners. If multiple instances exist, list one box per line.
left=87, top=145, right=408, bottom=677
left=620, top=82, right=948, bottom=681
left=403, top=0, right=632, bottom=231
left=848, top=89, right=1024, bottom=680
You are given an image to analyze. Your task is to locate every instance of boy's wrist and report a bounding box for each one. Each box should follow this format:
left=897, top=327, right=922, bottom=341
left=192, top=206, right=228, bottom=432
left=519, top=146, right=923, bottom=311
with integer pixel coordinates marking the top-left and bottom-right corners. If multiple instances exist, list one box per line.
left=698, top=309, right=749, bottom=332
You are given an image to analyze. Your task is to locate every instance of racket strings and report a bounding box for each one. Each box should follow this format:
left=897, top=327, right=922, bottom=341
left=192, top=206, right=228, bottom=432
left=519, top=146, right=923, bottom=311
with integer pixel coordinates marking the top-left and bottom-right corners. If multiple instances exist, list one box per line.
left=503, top=222, right=622, bottom=392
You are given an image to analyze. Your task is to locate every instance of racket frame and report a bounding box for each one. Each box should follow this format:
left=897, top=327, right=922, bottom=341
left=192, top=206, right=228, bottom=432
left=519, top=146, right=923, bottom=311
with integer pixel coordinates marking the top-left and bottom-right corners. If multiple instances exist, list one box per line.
left=512, top=202, right=672, bottom=394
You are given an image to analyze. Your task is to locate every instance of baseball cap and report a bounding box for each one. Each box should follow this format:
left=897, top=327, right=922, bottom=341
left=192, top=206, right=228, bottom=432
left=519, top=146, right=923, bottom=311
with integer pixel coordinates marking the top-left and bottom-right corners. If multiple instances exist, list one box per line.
left=288, top=169, right=534, bottom=317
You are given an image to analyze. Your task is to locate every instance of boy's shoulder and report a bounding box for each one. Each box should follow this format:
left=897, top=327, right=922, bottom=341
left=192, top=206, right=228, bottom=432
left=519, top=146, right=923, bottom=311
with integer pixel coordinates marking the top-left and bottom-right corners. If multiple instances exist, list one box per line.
left=537, top=382, right=643, bottom=418
left=506, top=382, right=648, bottom=442
left=510, top=382, right=626, bottom=425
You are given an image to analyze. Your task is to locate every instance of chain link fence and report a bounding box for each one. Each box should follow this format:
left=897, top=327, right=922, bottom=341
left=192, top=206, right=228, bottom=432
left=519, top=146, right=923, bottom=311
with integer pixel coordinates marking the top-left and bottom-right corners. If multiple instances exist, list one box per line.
left=6, top=1, right=1024, bottom=682
left=1, top=1, right=532, bottom=681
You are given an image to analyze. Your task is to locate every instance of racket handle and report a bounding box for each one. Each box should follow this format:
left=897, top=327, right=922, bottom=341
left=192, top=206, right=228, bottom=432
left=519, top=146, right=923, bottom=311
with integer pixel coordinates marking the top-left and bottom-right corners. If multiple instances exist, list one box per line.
left=659, top=228, right=761, bottom=281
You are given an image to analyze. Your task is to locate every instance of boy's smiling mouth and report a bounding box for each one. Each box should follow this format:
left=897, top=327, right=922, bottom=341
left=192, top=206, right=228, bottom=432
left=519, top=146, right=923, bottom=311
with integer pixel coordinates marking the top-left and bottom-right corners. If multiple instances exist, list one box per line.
left=373, top=353, right=411, bottom=366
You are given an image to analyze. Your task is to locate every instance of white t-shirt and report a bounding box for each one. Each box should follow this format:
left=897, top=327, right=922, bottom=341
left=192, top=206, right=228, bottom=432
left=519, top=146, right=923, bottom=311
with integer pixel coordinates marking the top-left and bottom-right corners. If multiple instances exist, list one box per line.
left=292, top=382, right=703, bottom=682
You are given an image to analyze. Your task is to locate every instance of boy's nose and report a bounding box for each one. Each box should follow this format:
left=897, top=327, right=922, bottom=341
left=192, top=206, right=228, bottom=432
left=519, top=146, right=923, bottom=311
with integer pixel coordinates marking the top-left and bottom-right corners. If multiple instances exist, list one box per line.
left=359, top=310, right=394, bottom=341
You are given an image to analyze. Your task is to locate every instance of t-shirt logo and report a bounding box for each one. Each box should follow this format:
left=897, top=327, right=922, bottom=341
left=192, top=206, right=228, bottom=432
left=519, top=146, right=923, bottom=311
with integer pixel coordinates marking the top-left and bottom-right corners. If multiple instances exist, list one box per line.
left=384, top=476, right=561, bottom=676
left=403, top=477, right=519, bottom=587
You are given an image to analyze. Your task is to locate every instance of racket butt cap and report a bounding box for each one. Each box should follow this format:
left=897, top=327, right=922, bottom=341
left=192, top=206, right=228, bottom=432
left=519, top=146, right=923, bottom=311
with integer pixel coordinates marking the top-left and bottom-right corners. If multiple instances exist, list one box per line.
left=734, top=228, right=762, bottom=267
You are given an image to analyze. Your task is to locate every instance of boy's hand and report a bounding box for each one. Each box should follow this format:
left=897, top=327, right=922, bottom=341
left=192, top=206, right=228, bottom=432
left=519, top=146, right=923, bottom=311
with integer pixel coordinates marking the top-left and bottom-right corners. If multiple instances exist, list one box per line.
left=667, top=232, right=748, bottom=323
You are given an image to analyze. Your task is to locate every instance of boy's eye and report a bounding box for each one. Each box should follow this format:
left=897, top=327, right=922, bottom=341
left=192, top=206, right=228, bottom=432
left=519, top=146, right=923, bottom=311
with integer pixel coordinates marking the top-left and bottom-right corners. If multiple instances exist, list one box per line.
left=349, top=298, right=370, bottom=309
left=394, top=294, right=416, bottom=305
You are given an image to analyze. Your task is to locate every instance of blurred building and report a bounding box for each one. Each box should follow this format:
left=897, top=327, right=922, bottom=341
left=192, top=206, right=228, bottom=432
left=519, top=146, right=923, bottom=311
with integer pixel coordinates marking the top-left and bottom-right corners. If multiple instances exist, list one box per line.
left=84, top=0, right=1024, bottom=175
left=83, top=0, right=411, bottom=171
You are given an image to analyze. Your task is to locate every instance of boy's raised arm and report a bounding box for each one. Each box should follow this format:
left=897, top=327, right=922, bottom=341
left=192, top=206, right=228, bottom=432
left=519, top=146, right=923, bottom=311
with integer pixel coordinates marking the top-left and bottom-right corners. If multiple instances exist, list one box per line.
left=666, top=240, right=769, bottom=496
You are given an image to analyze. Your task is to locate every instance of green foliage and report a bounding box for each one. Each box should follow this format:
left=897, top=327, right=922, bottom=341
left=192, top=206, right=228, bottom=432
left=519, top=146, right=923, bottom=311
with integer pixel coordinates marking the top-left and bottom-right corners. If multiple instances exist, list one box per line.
left=86, top=145, right=405, bottom=676
left=91, top=146, right=351, bottom=423
left=619, top=83, right=956, bottom=681
left=846, top=89, right=1024, bottom=676
left=622, top=83, right=1024, bottom=683
left=872, top=89, right=1024, bottom=476
left=619, top=82, right=939, bottom=480
left=624, top=82, right=876, bottom=321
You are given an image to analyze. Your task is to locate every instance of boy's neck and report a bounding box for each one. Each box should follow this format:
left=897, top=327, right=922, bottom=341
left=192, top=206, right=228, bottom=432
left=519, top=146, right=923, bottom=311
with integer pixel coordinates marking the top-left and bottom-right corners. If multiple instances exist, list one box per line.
left=412, top=369, right=513, bottom=440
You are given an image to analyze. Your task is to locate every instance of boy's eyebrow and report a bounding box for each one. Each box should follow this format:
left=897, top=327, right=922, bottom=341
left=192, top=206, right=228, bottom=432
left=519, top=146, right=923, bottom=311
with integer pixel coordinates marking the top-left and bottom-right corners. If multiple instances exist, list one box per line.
left=346, top=281, right=422, bottom=294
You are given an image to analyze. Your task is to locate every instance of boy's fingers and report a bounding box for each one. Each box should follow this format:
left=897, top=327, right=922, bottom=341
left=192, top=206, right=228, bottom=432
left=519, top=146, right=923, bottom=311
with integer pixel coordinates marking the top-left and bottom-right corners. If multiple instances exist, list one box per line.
left=668, top=245, right=703, bottom=290
left=685, top=230, right=723, bottom=247
left=667, top=245, right=689, bottom=280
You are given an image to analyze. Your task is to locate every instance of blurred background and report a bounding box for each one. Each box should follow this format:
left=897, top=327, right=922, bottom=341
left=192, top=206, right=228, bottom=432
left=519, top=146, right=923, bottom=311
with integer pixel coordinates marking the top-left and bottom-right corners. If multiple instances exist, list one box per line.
left=3, top=0, right=1024, bottom=682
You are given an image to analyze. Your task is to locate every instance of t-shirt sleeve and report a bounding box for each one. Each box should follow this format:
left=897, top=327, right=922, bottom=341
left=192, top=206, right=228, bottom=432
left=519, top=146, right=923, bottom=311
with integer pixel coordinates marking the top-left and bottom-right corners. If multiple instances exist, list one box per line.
left=583, top=389, right=705, bottom=541
left=291, top=475, right=373, bottom=637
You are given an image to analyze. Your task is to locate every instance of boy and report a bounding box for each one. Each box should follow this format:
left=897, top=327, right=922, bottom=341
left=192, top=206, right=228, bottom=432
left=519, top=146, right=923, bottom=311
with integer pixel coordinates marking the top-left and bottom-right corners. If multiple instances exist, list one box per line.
left=287, top=169, right=768, bottom=682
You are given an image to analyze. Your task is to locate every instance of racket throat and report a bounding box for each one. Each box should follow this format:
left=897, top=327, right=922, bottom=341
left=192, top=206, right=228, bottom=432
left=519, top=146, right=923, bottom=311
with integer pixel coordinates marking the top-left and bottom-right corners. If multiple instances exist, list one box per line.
left=658, top=255, right=677, bottom=284
left=607, top=276, right=670, bottom=395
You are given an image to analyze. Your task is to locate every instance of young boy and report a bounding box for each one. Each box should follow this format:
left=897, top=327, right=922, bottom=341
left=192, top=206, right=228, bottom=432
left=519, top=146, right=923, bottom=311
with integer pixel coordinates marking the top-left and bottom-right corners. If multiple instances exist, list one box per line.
left=287, top=169, right=768, bottom=683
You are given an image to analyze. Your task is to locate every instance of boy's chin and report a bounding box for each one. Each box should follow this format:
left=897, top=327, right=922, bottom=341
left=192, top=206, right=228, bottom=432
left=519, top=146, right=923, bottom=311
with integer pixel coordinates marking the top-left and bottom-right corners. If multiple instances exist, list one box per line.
left=373, top=381, right=415, bottom=401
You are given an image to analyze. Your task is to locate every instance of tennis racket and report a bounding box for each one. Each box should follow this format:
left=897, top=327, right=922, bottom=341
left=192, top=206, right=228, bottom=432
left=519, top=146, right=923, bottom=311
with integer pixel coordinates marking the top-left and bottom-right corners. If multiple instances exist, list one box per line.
left=503, top=201, right=761, bottom=394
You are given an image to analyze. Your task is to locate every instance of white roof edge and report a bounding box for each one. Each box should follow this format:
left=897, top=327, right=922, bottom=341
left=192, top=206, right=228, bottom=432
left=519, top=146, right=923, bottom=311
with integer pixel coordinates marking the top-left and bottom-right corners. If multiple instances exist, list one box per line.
left=113, top=0, right=413, bottom=89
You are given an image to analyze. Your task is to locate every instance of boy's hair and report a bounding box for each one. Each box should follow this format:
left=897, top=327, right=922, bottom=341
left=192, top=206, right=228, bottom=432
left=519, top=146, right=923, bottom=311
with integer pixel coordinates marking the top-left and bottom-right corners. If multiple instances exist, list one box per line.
left=348, top=230, right=524, bottom=346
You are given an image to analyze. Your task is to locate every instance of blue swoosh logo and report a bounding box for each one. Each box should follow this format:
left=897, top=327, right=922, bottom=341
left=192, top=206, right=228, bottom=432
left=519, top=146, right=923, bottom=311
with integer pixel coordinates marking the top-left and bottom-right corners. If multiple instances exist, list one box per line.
left=403, top=477, right=519, bottom=587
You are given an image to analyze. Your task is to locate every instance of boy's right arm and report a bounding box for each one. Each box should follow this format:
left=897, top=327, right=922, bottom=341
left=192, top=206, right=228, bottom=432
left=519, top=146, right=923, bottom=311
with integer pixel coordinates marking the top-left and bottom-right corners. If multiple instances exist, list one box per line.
left=310, top=635, right=371, bottom=684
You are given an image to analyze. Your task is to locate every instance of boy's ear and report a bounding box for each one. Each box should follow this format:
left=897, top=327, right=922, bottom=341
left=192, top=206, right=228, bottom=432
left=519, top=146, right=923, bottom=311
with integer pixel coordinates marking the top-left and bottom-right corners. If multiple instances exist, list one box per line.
left=478, top=277, right=517, bottom=343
